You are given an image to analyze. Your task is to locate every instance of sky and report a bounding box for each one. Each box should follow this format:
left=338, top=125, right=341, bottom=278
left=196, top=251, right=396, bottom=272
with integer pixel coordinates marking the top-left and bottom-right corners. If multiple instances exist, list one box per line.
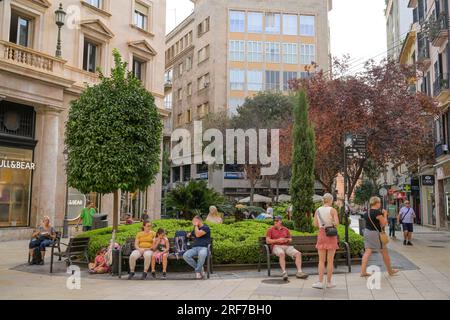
left=166, top=0, right=388, bottom=67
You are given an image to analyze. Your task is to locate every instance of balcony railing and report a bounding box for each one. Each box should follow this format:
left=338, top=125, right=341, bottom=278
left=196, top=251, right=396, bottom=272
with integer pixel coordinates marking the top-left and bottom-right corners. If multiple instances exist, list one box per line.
left=0, top=40, right=65, bottom=74
left=417, top=37, right=431, bottom=69
left=429, top=12, right=449, bottom=47
left=433, top=73, right=450, bottom=97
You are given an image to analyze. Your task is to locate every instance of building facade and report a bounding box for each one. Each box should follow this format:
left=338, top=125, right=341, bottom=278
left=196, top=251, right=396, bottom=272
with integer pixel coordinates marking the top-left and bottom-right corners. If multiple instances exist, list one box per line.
left=0, top=0, right=167, bottom=240
left=165, top=0, right=332, bottom=201
left=386, top=0, right=414, bottom=60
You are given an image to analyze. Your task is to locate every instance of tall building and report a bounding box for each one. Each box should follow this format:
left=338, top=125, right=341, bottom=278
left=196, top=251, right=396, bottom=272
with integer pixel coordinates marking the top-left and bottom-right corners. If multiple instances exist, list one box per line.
left=165, top=0, right=332, bottom=201
left=0, top=0, right=167, bottom=240
left=386, top=0, right=414, bottom=60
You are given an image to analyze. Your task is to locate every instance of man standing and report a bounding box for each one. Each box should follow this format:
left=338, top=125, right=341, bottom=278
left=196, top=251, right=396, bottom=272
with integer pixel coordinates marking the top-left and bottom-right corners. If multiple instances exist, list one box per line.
left=183, top=216, right=211, bottom=279
left=398, top=200, right=416, bottom=246
left=77, top=201, right=96, bottom=232
left=266, top=216, right=308, bottom=281
left=387, top=200, right=397, bottom=238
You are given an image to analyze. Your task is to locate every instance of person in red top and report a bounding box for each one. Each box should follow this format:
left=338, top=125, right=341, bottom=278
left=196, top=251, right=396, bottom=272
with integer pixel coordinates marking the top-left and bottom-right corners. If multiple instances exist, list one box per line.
left=266, top=216, right=308, bottom=281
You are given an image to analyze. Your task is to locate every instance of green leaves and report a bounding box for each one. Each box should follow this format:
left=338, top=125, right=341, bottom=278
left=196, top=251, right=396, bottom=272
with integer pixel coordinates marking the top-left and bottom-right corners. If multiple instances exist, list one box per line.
left=65, top=50, right=163, bottom=194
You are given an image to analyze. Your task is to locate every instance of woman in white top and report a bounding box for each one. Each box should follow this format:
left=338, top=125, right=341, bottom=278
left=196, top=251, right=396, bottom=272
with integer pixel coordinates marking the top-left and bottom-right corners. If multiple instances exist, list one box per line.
left=312, top=193, right=340, bottom=289
left=205, top=206, right=223, bottom=224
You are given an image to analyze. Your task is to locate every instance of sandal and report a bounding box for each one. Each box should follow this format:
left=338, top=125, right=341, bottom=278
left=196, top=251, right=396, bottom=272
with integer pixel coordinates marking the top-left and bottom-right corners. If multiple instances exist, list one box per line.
left=388, top=269, right=399, bottom=276
left=360, top=273, right=371, bottom=277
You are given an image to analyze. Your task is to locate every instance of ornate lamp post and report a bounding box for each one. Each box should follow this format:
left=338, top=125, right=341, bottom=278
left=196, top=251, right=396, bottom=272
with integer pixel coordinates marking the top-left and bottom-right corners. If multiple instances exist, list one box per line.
left=54, top=3, right=66, bottom=58
left=63, top=149, right=69, bottom=238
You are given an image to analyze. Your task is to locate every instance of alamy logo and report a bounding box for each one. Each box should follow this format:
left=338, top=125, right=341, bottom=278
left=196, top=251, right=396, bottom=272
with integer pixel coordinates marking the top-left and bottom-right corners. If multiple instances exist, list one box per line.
left=366, top=265, right=382, bottom=290
left=171, top=121, right=280, bottom=175
left=66, top=265, right=81, bottom=290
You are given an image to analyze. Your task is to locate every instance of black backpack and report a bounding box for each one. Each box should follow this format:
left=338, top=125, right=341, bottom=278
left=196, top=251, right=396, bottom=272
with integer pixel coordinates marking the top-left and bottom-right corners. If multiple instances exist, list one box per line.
left=173, top=230, right=189, bottom=258
left=31, top=247, right=42, bottom=265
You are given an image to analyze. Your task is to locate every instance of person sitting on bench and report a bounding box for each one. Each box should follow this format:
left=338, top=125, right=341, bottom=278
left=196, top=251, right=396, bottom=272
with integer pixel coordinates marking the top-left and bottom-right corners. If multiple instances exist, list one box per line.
left=266, top=216, right=308, bottom=281
left=183, top=216, right=211, bottom=280
left=128, top=221, right=156, bottom=280
left=28, top=216, right=56, bottom=265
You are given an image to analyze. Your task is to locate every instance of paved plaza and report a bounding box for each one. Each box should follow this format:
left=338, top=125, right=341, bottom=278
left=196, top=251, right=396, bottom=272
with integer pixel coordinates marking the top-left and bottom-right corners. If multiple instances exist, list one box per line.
left=1, top=222, right=450, bottom=300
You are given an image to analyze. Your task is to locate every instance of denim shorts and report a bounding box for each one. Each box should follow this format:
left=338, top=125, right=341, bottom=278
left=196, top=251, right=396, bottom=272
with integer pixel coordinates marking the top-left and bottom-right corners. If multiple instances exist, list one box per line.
left=402, top=223, right=414, bottom=232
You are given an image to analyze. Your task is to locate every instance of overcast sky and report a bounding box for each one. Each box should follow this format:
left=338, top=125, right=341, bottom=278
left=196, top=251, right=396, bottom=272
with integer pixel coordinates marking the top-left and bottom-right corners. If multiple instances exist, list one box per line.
left=166, top=0, right=387, bottom=67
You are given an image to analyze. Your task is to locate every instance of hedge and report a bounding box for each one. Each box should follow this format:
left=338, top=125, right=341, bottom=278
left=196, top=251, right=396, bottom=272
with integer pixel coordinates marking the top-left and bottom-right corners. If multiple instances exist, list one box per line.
left=78, top=219, right=364, bottom=264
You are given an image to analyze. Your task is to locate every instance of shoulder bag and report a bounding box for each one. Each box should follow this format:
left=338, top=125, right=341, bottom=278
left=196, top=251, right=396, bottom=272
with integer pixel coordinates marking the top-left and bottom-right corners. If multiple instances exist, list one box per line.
left=368, top=210, right=389, bottom=246
left=317, top=208, right=338, bottom=237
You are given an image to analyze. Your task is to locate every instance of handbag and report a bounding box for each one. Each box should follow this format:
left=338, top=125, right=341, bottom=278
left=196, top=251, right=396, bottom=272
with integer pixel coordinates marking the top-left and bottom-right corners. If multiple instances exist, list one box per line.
left=317, top=208, right=338, bottom=237
left=368, top=210, right=389, bottom=246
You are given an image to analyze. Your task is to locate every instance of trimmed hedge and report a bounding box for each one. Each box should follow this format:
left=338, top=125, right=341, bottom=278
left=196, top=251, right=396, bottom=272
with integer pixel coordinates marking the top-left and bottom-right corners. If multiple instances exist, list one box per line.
left=78, top=219, right=364, bottom=264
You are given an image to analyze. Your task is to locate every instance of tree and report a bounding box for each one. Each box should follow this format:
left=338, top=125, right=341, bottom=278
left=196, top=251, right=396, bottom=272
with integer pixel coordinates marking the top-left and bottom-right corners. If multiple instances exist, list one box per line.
left=290, top=90, right=316, bottom=232
left=354, top=180, right=378, bottom=206
left=291, top=57, right=437, bottom=200
left=162, top=150, right=171, bottom=186
left=65, top=50, right=163, bottom=231
left=165, top=180, right=226, bottom=220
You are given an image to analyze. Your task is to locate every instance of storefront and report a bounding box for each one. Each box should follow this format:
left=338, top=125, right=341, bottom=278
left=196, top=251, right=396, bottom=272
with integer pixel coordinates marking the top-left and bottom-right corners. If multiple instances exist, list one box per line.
left=420, top=174, right=436, bottom=227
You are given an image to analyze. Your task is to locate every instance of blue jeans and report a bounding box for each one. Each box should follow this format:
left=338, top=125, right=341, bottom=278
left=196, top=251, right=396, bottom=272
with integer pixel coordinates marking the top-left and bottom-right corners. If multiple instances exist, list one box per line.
left=183, top=247, right=208, bottom=273
left=29, top=238, right=54, bottom=251
left=388, top=218, right=397, bottom=237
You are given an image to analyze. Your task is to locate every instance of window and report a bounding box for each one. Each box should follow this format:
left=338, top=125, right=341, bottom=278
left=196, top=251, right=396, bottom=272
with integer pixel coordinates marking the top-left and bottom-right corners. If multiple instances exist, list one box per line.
left=229, top=98, right=245, bottom=116
left=9, top=11, right=31, bottom=47
left=87, top=0, right=102, bottom=8
left=301, top=44, right=315, bottom=65
left=186, top=109, right=192, bottom=123
left=178, top=62, right=184, bottom=77
left=265, top=71, right=280, bottom=91
left=177, top=113, right=183, bottom=125
left=248, top=12, right=263, bottom=33
left=134, top=2, right=149, bottom=30
left=132, top=58, right=145, bottom=81
left=197, top=103, right=209, bottom=118
left=198, top=45, right=210, bottom=63
left=164, top=94, right=172, bottom=109
left=198, top=17, right=210, bottom=36
left=265, top=13, right=281, bottom=34
left=300, top=15, right=315, bottom=36
left=229, top=69, right=245, bottom=90
left=283, top=71, right=298, bottom=90
left=229, top=40, right=245, bottom=61
left=283, top=43, right=298, bottom=64
left=177, top=88, right=182, bottom=101
left=265, top=42, right=281, bottom=63
left=198, top=73, right=210, bottom=91
left=187, top=83, right=192, bottom=96
left=300, top=71, right=311, bottom=79
left=247, top=41, right=263, bottom=62
left=229, top=11, right=245, bottom=32
left=165, top=69, right=173, bottom=83
left=83, top=39, right=98, bottom=73
left=247, top=70, right=263, bottom=91
left=283, top=14, right=298, bottom=35
left=186, top=56, right=192, bottom=71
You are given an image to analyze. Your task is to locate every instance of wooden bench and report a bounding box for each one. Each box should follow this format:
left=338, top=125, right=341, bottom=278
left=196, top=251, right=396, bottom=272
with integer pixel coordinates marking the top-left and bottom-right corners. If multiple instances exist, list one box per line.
left=27, top=231, right=62, bottom=264
left=258, top=236, right=351, bottom=276
left=50, top=237, right=90, bottom=273
left=118, top=237, right=213, bottom=279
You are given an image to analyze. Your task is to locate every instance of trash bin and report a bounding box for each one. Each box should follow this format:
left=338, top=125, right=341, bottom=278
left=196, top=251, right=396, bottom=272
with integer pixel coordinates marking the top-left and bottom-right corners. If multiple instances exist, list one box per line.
left=92, top=213, right=108, bottom=230
left=358, top=218, right=366, bottom=236
left=110, top=249, right=120, bottom=275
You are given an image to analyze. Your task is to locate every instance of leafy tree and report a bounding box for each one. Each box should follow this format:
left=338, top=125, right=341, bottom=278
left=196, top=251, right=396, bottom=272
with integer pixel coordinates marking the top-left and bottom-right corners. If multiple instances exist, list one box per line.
left=290, top=90, right=316, bottom=232
left=165, top=180, right=226, bottom=220
left=162, top=150, right=171, bottom=186
left=354, top=180, right=378, bottom=206
left=65, top=49, right=162, bottom=231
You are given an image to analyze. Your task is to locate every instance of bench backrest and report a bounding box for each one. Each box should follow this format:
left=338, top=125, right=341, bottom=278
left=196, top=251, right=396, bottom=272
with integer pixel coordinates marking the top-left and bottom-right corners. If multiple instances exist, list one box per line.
left=260, top=234, right=342, bottom=253
left=67, top=237, right=90, bottom=255
left=121, top=237, right=213, bottom=255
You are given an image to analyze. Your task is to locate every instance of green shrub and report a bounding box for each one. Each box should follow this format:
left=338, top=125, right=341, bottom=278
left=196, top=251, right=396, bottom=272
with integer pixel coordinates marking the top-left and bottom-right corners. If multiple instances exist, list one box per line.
left=79, top=219, right=364, bottom=263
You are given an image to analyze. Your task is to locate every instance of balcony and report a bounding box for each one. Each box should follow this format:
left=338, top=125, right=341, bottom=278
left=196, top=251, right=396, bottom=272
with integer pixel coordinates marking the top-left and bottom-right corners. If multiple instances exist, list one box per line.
left=435, top=143, right=448, bottom=159
left=429, top=13, right=449, bottom=47
left=433, top=73, right=450, bottom=103
left=417, top=41, right=431, bottom=69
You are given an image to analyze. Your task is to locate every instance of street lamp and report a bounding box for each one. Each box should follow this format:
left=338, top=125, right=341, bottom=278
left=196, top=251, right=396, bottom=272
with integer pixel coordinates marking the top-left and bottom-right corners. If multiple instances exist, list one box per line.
left=54, top=3, right=66, bottom=58
left=62, top=149, right=69, bottom=238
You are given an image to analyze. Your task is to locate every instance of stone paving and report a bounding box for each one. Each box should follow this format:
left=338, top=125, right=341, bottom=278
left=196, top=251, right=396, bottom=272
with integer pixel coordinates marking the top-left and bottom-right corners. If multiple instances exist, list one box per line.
left=1, top=222, right=450, bottom=300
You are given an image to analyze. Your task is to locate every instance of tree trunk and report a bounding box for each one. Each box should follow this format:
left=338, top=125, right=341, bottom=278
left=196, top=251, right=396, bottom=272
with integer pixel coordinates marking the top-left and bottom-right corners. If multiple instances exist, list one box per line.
left=250, top=180, right=255, bottom=206
left=113, top=190, right=119, bottom=232
left=275, top=177, right=280, bottom=202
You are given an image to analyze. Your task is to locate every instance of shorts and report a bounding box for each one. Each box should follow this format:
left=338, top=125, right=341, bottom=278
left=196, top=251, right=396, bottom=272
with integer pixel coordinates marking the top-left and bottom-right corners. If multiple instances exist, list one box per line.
left=272, top=245, right=299, bottom=258
left=402, top=223, right=413, bottom=232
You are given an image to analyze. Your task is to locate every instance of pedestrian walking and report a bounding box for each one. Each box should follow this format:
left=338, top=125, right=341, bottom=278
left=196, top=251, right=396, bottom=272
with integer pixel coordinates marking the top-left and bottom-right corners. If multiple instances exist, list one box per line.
left=361, top=196, right=399, bottom=277
left=76, top=201, right=96, bottom=232
left=398, top=200, right=415, bottom=246
left=387, top=200, right=397, bottom=238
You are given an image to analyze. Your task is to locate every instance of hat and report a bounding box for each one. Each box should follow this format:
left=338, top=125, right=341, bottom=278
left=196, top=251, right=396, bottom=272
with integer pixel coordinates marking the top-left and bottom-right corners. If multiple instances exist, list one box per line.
left=274, top=216, right=282, bottom=221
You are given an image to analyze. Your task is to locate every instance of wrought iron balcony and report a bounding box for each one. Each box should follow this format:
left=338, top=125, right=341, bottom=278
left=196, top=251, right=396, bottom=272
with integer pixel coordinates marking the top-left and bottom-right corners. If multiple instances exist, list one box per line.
left=429, top=12, right=449, bottom=47
left=417, top=38, right=431, bottom=69
left=433, top=73, right=450, bottom=102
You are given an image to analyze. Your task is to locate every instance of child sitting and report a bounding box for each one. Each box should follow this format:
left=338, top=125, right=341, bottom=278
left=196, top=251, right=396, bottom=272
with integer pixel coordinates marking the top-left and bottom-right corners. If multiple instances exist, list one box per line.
left=151, top=228, right=169, bottom=279
left=125, top=213, right=134, bottom=225
left=89, top=248, right=110, bottom=274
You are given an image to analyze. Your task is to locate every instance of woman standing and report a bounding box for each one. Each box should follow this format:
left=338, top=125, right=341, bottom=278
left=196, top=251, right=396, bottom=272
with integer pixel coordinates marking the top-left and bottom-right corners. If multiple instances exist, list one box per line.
left=312, top=193, right=340, bottom=289
left=205, top=206, right=223, bottom=224
left=28, top=216, right=56, bottom=265
left=361, top=196, right=399, bottom=277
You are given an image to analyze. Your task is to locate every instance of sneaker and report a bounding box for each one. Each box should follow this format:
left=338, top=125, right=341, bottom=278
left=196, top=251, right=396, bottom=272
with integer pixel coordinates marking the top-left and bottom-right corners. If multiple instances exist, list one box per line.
left=312, top=282, right=324, bottom=289
left=407, top=241, right=413, bottom=246
left=196, top=272, right=203, bottom=279
left=281, top=271, right=288, bottom=281
left=127, top=272, right=135, bottom=280
left=403, top=240, right=407, bottom=245
left=326, top=281, right=336, bottom=289
left=151, top=272, right=156, bottom=279
left=39, top=260, right=44, bottom=265
left=162, top=272, right=167, bottom=280
left=141, top=272, right=147, bottom=280
left=296, top=271, right=308, bottom=279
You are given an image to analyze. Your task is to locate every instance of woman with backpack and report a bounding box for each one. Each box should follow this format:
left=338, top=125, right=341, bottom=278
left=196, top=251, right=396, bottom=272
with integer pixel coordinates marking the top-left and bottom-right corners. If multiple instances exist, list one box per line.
left=150, top=228, right=170, bottom=279
left=28, top=216, right=56, bottom=265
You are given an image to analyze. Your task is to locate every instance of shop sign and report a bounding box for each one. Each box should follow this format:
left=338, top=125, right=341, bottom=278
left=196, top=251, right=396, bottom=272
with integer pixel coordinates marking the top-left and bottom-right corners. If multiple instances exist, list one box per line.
left=421, top=175, right=435, bottom=186
left=403, top=185, right=411, bottom=192
left=0, top=159, right=35, bottom=170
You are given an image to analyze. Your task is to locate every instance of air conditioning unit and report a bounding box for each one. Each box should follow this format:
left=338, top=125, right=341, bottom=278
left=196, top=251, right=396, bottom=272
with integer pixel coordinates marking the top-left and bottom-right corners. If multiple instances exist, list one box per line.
left=443, top=144, right=449, bottom=152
